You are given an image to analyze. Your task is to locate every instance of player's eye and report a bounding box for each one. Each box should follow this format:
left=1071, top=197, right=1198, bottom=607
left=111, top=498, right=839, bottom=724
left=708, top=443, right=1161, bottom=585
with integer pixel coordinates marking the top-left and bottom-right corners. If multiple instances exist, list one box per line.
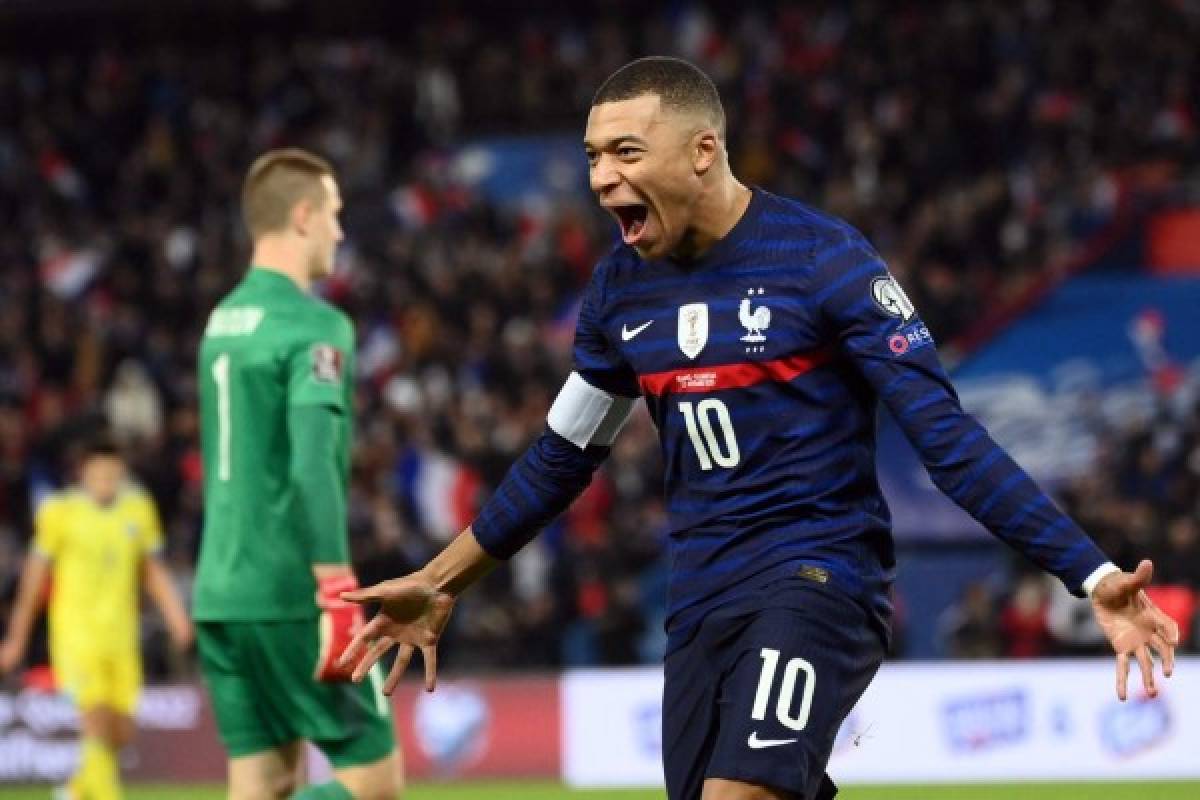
left=585, top=150, right=598, bottom=165
left=617, top=146, right=641, bottom=159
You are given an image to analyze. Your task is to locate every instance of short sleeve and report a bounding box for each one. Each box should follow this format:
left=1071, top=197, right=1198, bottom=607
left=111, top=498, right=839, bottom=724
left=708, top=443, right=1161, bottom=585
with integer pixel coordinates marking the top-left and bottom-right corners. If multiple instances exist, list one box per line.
left=572, top=265, right=640, bottom=398
left=287, top=312, right=353, bottom=411
left=33, top=498, right=64, bottom=560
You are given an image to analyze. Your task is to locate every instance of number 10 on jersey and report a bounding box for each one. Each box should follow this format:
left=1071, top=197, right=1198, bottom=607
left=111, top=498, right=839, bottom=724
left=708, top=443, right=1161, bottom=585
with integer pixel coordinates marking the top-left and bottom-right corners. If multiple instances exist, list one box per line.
left=679, top=398, right=741, bottom=470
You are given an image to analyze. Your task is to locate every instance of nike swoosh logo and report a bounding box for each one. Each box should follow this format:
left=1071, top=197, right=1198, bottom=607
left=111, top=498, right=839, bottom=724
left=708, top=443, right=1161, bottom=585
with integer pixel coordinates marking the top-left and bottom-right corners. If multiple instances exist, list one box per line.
left=747, top=732, right=799, bottom=749
left=621, top=320, right=654, bottom=341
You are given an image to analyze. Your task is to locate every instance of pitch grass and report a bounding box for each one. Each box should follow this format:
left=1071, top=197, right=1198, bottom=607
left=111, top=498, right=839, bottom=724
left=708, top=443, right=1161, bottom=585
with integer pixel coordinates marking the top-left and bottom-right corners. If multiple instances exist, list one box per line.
left=2, top=783, right=1200, bottom=799
left=0, top=785, right=1194, bottom=798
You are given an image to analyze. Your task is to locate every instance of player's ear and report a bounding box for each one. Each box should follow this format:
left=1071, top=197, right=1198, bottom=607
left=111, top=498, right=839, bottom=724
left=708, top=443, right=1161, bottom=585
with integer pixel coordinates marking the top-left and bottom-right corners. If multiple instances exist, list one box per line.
left=291, top=198, right=314, bottom=236
left=693, top=128, right=719, bottom=175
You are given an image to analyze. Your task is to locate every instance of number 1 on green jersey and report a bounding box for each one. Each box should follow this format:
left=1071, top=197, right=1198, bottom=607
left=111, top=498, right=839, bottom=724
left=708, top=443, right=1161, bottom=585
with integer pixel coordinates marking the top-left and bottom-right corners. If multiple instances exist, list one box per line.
left=211, top=352, right=232, bottom=481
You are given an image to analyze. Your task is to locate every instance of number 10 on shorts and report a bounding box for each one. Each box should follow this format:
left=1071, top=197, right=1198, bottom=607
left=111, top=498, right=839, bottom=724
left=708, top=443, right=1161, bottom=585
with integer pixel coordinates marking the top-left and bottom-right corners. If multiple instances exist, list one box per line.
left=752, top=648, right=816, bottom=731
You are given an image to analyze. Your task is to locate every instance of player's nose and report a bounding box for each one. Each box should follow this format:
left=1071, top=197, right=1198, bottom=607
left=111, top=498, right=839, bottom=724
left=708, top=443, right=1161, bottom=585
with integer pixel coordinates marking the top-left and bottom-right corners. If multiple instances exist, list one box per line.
left=589, top=155, right=621, bottom=194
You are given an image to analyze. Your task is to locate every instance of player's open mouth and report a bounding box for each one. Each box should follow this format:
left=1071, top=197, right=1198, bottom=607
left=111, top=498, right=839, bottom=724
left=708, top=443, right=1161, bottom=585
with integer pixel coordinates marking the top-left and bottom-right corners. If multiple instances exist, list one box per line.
left=612, top=204, right=650, bottom=245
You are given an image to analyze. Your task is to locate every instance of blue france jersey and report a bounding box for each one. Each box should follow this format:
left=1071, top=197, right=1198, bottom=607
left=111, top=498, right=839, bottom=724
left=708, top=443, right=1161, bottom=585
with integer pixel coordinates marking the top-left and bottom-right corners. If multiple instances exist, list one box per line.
left=572, top=189, right=1108, bottom=652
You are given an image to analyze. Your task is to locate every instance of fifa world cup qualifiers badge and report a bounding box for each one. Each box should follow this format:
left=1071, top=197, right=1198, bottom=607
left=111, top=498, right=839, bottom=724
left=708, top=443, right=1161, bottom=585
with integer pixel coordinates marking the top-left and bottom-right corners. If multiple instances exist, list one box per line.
left=870, top=274, right=916, bottom=322
left=311, top=343, right=344, bottom=383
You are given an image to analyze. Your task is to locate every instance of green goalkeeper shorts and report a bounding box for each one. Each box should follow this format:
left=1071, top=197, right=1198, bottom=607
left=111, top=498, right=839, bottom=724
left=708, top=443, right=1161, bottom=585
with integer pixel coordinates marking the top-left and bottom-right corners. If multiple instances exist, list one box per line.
left=196, top=619, right=395, bottom=768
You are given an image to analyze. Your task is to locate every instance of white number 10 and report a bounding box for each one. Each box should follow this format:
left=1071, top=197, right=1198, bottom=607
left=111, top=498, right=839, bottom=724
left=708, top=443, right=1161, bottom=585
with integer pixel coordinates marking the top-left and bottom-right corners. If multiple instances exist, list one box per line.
left=678, top=398, right=740, bottom=470
left=211, top=352, right=232, bottom=482
left=752, top=648, right=816, bottom=731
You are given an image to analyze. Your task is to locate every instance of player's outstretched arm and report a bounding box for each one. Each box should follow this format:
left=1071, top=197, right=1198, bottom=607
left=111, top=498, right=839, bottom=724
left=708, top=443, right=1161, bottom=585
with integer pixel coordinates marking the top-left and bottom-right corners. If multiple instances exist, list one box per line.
left=1090, top=559, right=1179, bottom=701
left=818, top=229, right=1179, bottom=698
left=339, top=369, right=626, bottom=692
left=0, top=552, right=51, bottom=674
left=142, top=555, right=194, bottom=652
left=338, top=527, right=496, bottom=695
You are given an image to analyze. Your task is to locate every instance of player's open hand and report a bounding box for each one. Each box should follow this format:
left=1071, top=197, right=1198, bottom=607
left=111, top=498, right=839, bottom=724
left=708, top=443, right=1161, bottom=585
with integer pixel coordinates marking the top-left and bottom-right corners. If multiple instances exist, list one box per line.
left=336, top=573, right=456, bottom=695
left=1090, top=559, right=1180, bottom=701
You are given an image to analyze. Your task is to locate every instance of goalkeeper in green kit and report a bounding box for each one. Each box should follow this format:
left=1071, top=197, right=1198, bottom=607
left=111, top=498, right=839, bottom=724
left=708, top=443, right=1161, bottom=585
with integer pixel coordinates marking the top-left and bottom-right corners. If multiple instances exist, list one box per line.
left=195, top=149, right=401, bottom=800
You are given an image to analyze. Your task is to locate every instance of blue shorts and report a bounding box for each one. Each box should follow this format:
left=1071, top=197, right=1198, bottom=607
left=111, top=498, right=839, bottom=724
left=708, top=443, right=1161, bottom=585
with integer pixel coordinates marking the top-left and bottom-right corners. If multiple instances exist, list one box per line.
left=662, top=575, right=887, bottom=799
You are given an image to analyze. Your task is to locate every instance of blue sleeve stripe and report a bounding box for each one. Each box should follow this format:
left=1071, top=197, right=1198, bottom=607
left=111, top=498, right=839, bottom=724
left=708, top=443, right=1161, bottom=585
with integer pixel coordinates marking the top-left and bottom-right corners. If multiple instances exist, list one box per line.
left=1003, top=494, right=1052, bottom=536
left=945, top=447, right=1006, bottom=503
left=973, top=470, right=1027, bottom=519
left=811, top=260, right=881, bottom=306
left=930, top=414, right=963, bottom=436
left=839, top=297, right=891, bottom=324
left=879, top=370, right=917, bottom=399
left=933, top=427, right=986, bottom=469
left=912, top=414, right=963, bottom=451
left=906, top=389, right=946, bottom=417
left=1027, top=516, right=1073, bottom=555
left=811, top=239, right=859, bottom=267
left=1052, top=538, right=1090, bottom=573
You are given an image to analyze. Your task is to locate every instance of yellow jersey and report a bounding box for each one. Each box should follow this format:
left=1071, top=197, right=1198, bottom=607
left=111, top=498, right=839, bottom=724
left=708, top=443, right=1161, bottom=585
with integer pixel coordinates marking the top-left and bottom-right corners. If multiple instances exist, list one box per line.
left=33, top=486, right=163, bottom=657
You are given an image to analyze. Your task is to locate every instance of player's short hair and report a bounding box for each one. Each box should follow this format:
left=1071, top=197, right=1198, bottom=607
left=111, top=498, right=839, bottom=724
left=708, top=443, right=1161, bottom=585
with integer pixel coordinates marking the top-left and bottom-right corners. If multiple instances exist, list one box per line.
left=241, top=148, right=334, bottom=239
left=592, top=56, right=726, bottom=139
left=80, top=430, right=122, bottom=460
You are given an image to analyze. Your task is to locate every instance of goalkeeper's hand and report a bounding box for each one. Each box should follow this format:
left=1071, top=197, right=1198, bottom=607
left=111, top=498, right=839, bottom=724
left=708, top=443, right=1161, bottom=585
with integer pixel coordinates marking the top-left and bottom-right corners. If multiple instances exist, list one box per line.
left=314, top=573, right=367, bottom=682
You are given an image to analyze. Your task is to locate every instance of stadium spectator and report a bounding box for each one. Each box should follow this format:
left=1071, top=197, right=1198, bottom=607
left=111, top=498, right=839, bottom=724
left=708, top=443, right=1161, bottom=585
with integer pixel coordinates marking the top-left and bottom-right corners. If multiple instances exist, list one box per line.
left=937, top=582, right=1002, bottom=660
left=999, top=575, right=1053, bottom=659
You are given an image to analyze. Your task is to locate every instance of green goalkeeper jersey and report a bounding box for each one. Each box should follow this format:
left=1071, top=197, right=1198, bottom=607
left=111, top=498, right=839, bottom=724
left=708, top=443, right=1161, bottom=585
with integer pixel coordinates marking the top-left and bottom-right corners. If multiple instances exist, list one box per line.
left=194, top=267, right=355, bottom=621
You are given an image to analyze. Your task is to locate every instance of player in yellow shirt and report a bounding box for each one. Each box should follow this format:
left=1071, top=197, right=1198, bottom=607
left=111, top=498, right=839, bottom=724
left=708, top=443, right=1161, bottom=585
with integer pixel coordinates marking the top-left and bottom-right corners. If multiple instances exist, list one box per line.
left=0, top=434, right=193, bottom=800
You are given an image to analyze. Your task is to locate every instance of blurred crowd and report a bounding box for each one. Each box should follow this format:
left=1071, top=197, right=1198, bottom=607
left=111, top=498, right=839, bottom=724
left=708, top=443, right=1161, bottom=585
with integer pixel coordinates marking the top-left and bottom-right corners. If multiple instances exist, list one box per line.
left=1, top=0, right=1199, bottom=676
left=940, top=397, right=1200, bottom=659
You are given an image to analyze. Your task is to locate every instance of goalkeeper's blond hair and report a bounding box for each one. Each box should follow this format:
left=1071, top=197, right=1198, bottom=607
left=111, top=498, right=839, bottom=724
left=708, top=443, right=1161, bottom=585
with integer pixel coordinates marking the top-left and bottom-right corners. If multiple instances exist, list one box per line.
left=241, top=148, right=334, bottom=239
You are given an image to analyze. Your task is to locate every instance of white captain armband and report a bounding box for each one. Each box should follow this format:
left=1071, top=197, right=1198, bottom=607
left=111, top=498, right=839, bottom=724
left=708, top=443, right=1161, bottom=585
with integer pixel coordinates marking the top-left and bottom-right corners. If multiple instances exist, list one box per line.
left=546, top=372, right=636, bottom=450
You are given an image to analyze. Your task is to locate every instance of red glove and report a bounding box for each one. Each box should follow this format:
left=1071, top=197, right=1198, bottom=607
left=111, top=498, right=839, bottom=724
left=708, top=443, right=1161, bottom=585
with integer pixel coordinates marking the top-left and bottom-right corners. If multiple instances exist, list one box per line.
left=315, top=573, right=366, bottom=682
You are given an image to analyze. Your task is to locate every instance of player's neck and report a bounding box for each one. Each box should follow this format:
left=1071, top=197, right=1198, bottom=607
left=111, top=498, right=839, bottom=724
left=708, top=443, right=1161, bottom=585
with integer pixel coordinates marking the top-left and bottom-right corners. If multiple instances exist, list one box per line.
left=84, top=489, right=118, bottom=508
left=250, top=239, right=312, bottom=292
left=675, top=177, right=752, bottom=262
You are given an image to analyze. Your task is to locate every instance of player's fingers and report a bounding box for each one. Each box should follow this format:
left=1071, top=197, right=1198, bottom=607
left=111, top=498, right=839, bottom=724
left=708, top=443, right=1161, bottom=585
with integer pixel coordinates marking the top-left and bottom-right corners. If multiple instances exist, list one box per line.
left=1131, top=559, right=1154, bottom=589
left=340, top=586, right=379, bottom=604
left=337, top=629, right=368, bottom=669
left=338, top=616, right=381, bottom=668
left=1149, top=632, right=1175, bottom=678
left=352, top=637, right=395, bottom=684
left=1156, top=612, right=1181, bottom=647
left=1115, top=651, right=1129, bottom=702
left=343, top=577, right=420, bottom=605
left=428, top=593, right=455, bottom=633
left=384, top=644, right=415, bottom=695
left=421, top=644, right=439, bottom=692
left=1135, top=645, right=1156, bottom=698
